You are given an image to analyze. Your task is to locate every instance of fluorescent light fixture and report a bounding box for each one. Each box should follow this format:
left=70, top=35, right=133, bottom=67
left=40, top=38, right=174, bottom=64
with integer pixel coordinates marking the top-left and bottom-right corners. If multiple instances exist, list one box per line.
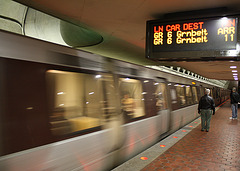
left=230, top=66, right=237, bottom=69
left=228, top=50, right=239, bottom=56
left=57, top=92, right=64, bottom=95
left=233, top=73, right=238, bottom=75
left=232, top=70, right=238, bottom=72
left=95, top=75, right=101, bottom=78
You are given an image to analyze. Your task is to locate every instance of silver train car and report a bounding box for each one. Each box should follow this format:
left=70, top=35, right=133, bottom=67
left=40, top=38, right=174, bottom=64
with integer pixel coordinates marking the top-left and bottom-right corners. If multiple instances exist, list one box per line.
left=0, top=30, right=229, bottom=171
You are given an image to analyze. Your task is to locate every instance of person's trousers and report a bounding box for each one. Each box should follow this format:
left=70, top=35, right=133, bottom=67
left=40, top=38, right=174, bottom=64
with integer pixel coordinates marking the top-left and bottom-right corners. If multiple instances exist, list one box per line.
left=200, top=109, right=212, bottom=130
left=231, top=103, right=238, bottom=118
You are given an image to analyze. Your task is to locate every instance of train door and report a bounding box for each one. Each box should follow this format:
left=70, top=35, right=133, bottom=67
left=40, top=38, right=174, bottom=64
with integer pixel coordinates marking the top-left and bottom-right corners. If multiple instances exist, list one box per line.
left=46, top=69, right=125, bottom=170
left=101, top=73, right=125, bottom=154
left=213, top=88, right=220, bottom=106
left=154, top=78, right=171, bottom=135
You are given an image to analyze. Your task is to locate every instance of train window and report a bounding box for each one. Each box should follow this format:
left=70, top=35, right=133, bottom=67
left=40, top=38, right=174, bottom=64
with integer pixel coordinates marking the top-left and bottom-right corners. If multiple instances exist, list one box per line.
left=46, top=70, right=117, bottom=135
left=209, top=88, right=212, bottom=96
left=155, top=83, right=168, bottom=110
left=185, top=86, right=193, bottom=105
left=170, top=88, right=177, bottom=103
left=200, top=86, right=205, bottom=97
left=119, top=78, right=145, bottom=121
left=192, top=86, right=198, bottom=103
left=216, top=89, right=220, bottom=98
left=175, top=85, right=186, bottom=106
left=212, top=89, right=215, bottom=99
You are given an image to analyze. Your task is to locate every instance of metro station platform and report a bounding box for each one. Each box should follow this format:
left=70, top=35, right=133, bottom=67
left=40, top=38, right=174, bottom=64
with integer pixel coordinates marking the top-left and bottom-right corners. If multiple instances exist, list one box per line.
left=112, top=100, right=240, bottom=171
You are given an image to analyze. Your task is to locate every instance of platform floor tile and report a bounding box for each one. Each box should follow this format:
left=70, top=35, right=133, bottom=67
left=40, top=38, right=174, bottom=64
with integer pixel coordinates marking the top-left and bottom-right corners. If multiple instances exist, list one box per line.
left=142, top=103, right=240, bottom=171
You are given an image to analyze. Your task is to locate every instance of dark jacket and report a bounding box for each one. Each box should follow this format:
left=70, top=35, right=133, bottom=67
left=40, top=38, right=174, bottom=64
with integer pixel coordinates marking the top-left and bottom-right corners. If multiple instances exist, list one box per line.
left=230, top=91, right=239, bottom=104
left=198, top=94, right=215, bottom=114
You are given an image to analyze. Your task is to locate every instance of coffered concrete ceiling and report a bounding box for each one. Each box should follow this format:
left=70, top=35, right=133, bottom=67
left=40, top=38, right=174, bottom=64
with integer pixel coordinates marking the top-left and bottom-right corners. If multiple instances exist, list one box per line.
left=10, top=0, right=240, bottom=81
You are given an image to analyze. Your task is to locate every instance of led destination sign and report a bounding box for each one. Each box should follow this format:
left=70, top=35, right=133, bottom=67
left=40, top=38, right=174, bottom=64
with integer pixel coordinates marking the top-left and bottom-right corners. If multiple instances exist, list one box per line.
left=146, top=17, right=239, bottom=60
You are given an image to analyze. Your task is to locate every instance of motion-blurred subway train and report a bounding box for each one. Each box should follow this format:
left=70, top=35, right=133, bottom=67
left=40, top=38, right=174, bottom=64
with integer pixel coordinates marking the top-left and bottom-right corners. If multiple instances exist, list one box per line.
left=0, top=30, right=229, bottom=171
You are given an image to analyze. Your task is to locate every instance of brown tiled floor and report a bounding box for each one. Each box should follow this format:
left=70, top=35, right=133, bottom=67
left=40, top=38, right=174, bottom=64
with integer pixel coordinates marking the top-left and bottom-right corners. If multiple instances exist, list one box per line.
left=142, top=102, right=240, bottom=171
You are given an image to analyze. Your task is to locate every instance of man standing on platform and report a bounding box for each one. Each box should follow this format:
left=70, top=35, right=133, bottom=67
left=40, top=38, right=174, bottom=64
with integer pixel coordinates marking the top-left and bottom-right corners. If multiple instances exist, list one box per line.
left=198, top=89, right=215, bottom=132
left=230, top=87, right=239, bottom=120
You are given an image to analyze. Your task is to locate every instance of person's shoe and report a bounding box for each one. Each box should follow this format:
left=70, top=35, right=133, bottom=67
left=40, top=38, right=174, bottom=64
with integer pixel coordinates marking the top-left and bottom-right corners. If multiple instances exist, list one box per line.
left=229, top=117, right=233, bottom=119
left=201, top=129, right=204, bottom=131
left=206, top=130, right=209, bottom=132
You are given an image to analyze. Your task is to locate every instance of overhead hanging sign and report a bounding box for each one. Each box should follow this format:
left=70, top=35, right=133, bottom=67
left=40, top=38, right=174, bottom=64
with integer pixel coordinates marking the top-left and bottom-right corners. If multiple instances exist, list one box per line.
left=146, top=16, right=239, bottom=61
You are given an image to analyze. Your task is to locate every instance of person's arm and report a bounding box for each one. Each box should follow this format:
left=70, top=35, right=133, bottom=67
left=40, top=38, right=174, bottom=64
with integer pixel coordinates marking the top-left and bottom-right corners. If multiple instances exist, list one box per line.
left=198, top=97, right=202, bottom=114
left=211, top=98, right=215, bottom=115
